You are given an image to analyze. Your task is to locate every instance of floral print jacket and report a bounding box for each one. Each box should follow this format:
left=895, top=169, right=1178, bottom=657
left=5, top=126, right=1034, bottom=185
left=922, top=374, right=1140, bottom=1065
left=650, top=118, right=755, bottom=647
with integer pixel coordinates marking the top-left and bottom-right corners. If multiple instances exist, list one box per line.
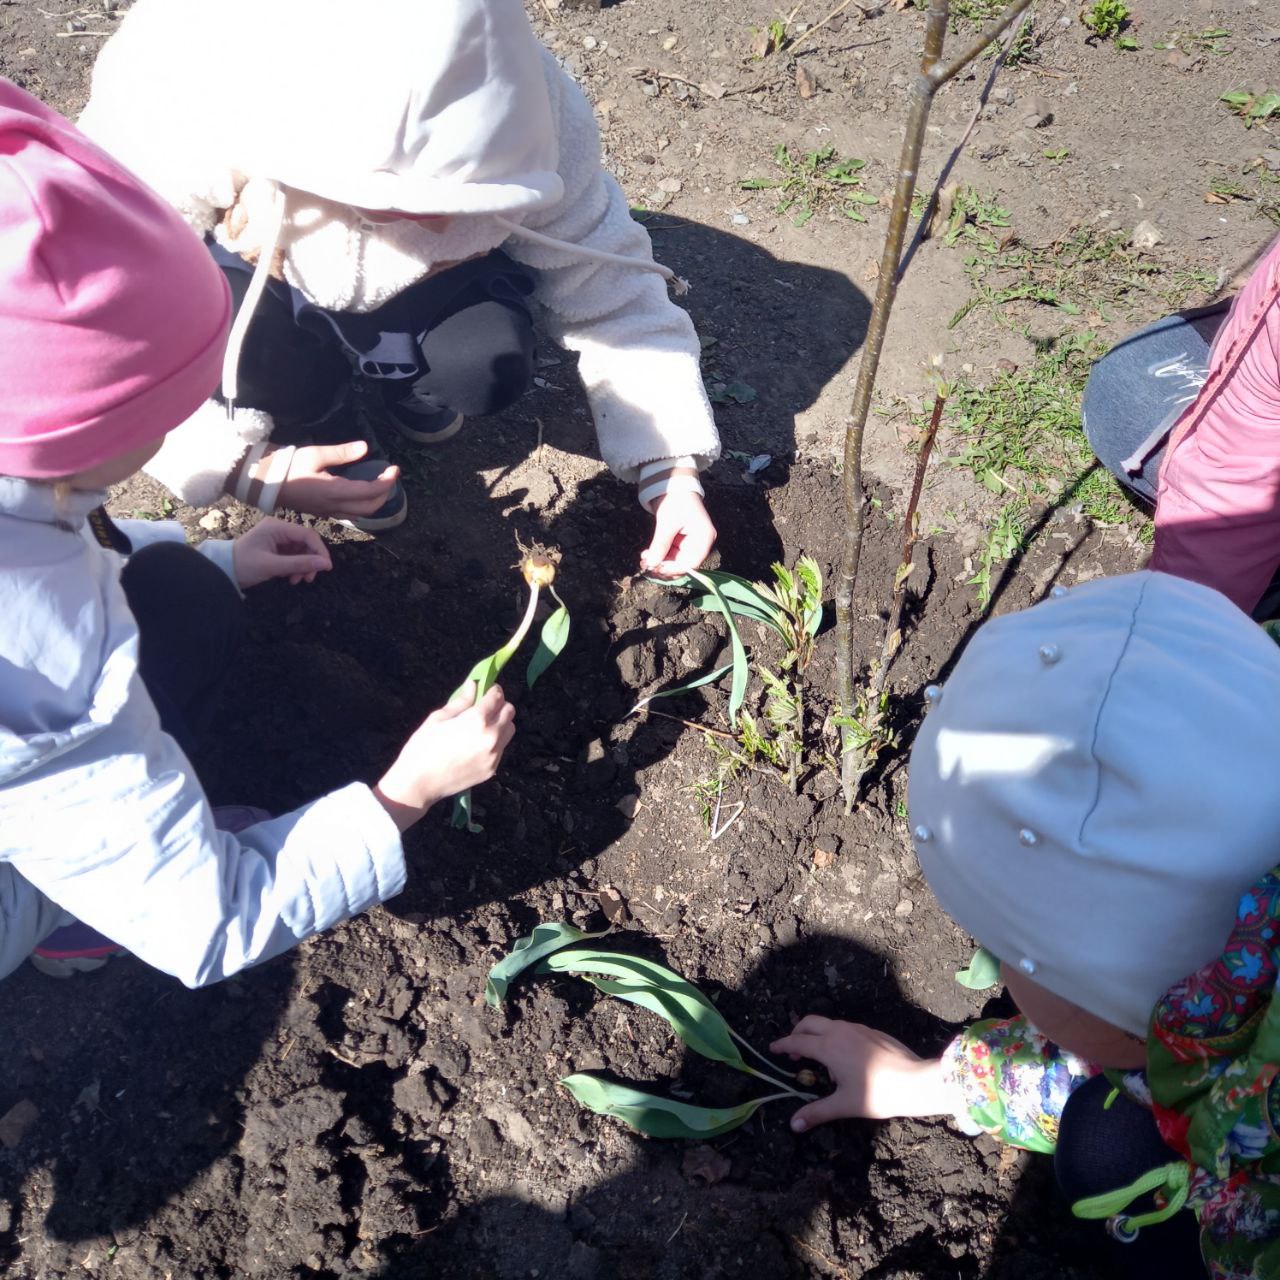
left=942, top=866, right=1280, bottom=1280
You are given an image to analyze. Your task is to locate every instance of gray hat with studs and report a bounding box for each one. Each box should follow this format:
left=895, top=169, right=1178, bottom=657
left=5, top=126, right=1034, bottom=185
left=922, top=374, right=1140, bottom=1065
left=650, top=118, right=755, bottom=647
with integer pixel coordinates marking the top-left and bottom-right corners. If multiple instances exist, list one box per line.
left=909, top=570, right=1280, bottom=1036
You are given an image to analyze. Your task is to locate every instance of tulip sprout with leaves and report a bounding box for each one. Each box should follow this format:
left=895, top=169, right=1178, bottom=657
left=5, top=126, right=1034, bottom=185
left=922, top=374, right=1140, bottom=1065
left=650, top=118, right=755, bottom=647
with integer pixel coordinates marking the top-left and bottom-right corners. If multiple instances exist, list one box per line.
left=634, top=558, right=824, bottom=792
left=451, top=548, right=570, bottom=832
left=486, top=922, right=817, bottom=1139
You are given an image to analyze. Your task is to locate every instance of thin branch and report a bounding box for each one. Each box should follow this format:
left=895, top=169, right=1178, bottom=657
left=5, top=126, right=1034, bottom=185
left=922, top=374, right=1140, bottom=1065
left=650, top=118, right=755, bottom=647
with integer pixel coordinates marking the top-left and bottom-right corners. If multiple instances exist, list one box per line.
left=835, top=0, right=1033, bottom=808
left=929, top=0, right=1035, bottom=86
left=786, top=0, right=883, bottom=56
left=898, top=5, right=1030, bottom=281
left=920, top=0, right=949, bottom=72
left=842, top=392, right=945, bottom=804
left=835, top=36, right=944, bottom=803
left=635, top=707, right=738, bottom=740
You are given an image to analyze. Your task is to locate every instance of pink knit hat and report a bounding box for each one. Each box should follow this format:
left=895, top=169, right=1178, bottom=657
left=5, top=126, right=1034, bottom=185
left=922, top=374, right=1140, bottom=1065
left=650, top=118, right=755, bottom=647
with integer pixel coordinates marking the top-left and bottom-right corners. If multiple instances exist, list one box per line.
left=0, top=80, right=230, bottom=479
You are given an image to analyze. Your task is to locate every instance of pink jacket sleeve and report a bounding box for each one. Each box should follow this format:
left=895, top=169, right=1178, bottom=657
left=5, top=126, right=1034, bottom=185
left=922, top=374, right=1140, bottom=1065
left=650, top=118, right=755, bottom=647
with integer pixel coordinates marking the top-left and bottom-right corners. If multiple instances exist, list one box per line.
left=1152, top=235, right=1280, bottom=614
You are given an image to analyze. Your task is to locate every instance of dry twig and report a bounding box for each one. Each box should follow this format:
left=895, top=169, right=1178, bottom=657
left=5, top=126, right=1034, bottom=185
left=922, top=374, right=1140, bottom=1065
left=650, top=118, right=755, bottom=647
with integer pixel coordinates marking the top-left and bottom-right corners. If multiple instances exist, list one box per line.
left=787, top=0, right=883, bottom=56
left=842, top=391, right=945, bottom=804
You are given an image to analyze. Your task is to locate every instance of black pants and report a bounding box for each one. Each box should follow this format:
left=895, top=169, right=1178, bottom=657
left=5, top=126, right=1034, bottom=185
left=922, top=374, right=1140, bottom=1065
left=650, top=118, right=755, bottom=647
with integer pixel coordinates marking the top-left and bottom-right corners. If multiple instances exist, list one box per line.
left=120, top=542, right=243, bottom=758
left=1055, top=1076, right=1205, bottom=1278
left=212, top=245, right=536, bottom=437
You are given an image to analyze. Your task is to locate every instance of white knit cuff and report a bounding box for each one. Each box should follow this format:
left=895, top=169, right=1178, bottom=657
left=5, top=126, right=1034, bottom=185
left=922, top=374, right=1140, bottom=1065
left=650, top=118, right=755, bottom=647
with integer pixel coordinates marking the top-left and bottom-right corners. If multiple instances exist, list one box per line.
left=639, top=472, right=704, bottom=514
left=638, top=456, right=698, bottom=480
left=231, top=442, right=271, bottom=504
left=256, top=444, right=296, bottom=514
left=233, top=445, right=295, bottom=514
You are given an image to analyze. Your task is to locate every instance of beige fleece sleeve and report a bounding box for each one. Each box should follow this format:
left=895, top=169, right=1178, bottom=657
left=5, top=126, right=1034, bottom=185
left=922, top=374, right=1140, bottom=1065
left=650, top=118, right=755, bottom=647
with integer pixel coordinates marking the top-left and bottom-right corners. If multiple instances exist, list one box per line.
left=502, top=52, right=721, bottom=484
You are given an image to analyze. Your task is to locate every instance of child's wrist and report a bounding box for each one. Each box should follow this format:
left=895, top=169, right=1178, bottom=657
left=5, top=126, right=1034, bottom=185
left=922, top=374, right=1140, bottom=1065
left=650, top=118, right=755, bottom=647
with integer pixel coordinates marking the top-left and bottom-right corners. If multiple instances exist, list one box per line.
left=898, top=1056, right=956, bottom=1118
left=637, top=456, right=703, bottom=513
left=374, top=763, right=433, bottom=831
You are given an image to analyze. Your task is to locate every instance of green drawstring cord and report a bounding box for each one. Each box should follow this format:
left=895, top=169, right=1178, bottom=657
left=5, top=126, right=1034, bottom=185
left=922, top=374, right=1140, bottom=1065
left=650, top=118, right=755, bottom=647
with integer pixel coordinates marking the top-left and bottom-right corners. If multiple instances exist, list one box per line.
left=1102, top=1086, right=1120, bottom=1111
left=1071, top=1160, right=1191, bottom=1239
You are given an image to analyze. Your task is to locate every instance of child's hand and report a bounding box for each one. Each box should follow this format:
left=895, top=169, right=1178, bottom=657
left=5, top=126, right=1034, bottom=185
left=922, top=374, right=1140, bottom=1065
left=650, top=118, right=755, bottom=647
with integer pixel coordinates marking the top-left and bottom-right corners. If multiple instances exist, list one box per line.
left=374, top=683, right=516, bottom=831
left=277, top=442, right=400, bottom=520
left=771, top=1017, right=953, bottom=1130
left=232, top=517, right=333, bottom=588
left=640, top=487, right=717, bottom=578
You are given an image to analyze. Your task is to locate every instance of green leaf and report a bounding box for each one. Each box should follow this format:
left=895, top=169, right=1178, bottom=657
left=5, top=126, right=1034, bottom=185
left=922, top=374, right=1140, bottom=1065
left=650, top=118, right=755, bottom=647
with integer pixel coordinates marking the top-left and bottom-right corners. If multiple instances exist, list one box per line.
left=689, top=593, right=779, bottom=632
left=542, top=949, right=747, bottom=1069
left=457, top=649, right=505, bottom=700
left=484, top=922, right=594, bottom=1007
left=722, top=381, right=758, bottom=404
left=526, top=605, right=571, bottom=689
left=795, top=556, right=824, bottom=636
left=955, top=945, right=1002, bottom=990
left=692, top=571, right=789, bottom=638
left=629, top=662, right=734, bottom=716
left=450, top=789, right=480, bottom=832
left=1252, top=91, right=1280, bottom=119
left=560, top=1075, right=767, bottom=1138
left=687, top=569, right=749, bottom=726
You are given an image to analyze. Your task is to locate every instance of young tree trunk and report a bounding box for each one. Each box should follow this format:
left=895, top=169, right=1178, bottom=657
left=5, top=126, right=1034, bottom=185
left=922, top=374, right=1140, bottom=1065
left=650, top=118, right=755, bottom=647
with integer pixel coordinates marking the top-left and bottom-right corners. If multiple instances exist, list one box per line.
left=834, top=0, right=1034, bottom=810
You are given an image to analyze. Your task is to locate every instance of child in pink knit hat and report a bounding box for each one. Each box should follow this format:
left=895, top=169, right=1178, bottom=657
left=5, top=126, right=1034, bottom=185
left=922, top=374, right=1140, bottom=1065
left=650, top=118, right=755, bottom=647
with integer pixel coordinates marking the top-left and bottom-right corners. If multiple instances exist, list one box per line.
left=0, top=81, right=514, bottom=983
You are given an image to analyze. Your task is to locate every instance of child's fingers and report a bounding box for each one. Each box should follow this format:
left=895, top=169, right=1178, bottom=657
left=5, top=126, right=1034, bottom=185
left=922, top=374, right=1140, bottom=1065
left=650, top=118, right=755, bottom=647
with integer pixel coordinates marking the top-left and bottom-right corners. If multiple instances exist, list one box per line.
left=788, top=1093, right=848, bottom=1134
left=770, top=1032, right=820, bottom=1060
left=449, top=681, right=479, bottom=711
left=288, top=524, right=332, bottom=564
left=477, top=684, right=509, bottom=719
left=790, top=1014, right=834, bottom=1036
left=312, top=440, right=370, bottom=468
left=428, top=682, right=477, bottom=722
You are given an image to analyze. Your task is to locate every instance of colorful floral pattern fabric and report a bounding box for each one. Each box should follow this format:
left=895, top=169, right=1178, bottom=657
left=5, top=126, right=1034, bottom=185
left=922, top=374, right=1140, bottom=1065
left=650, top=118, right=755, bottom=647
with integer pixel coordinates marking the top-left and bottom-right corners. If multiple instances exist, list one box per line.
left=942, top=868, right=1280, bottom=1279
left=1148, top=867, right=1280, bottom=1279
left=940, top=1015, right=1099, bottom=1155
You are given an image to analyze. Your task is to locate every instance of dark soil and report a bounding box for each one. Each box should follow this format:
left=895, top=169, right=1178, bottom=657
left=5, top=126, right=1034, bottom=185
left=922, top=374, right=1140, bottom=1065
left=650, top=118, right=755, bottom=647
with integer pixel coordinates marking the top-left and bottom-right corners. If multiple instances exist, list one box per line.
left=2, top=0, right=1274, bottom=1276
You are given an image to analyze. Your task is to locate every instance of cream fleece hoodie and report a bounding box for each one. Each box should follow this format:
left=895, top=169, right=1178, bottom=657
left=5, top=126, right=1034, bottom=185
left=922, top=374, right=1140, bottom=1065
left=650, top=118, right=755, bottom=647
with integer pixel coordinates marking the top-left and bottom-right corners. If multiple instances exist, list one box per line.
left=79, top=0, right=720, bottom=505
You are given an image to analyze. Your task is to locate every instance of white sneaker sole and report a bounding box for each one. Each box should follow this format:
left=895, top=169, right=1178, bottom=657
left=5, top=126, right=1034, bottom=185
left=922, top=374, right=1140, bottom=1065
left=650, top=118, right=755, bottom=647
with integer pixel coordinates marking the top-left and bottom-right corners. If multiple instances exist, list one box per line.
left=393, top=411, right=464, bottom=445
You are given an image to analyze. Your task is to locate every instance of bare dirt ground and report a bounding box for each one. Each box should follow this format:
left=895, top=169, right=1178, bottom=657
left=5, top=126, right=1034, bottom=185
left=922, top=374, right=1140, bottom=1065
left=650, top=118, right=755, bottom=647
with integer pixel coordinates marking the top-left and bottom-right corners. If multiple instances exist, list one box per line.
left=1, top=0, right=1278, bottom=1276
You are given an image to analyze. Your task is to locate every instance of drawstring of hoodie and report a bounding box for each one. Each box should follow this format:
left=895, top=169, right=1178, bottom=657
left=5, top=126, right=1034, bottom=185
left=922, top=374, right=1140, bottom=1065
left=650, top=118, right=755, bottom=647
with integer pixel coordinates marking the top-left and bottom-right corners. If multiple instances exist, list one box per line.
left=493, top=215, right=690, bottom=295
left=1071, top=1159, right=1191, bottom=1243
left=221, top=179, right=287, bottom=416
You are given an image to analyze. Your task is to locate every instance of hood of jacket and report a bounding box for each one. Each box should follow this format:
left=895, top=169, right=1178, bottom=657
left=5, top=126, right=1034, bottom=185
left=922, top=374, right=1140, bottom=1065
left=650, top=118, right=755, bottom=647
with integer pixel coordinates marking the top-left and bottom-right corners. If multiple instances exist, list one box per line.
left=81, top=0, right=563, bottom=217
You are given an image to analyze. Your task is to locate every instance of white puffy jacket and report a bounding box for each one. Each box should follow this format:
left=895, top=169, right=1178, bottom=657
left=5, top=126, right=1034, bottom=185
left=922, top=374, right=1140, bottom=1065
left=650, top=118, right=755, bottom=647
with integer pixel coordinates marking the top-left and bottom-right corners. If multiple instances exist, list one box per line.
left=78, top=0, right=721, bottom=505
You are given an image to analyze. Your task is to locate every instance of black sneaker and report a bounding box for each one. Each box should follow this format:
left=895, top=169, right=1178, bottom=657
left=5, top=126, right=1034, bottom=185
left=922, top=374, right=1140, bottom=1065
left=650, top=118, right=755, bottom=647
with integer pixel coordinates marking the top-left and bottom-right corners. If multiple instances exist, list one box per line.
left=385, top=389, right=465, bottom=445
left=330, top=455, right=408, bottom=532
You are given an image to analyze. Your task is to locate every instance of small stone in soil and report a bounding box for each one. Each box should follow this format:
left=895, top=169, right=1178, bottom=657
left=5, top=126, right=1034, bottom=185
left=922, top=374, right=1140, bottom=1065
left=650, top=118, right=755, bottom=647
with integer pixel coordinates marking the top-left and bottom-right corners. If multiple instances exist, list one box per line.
left=1131, top=219, right=1164, bottom=252
left=1020, top=98, right=1052, bottom=128
left=0, top=1099, right=38, bottom=1148
left=682, top=1145, right=731, bottom=1186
